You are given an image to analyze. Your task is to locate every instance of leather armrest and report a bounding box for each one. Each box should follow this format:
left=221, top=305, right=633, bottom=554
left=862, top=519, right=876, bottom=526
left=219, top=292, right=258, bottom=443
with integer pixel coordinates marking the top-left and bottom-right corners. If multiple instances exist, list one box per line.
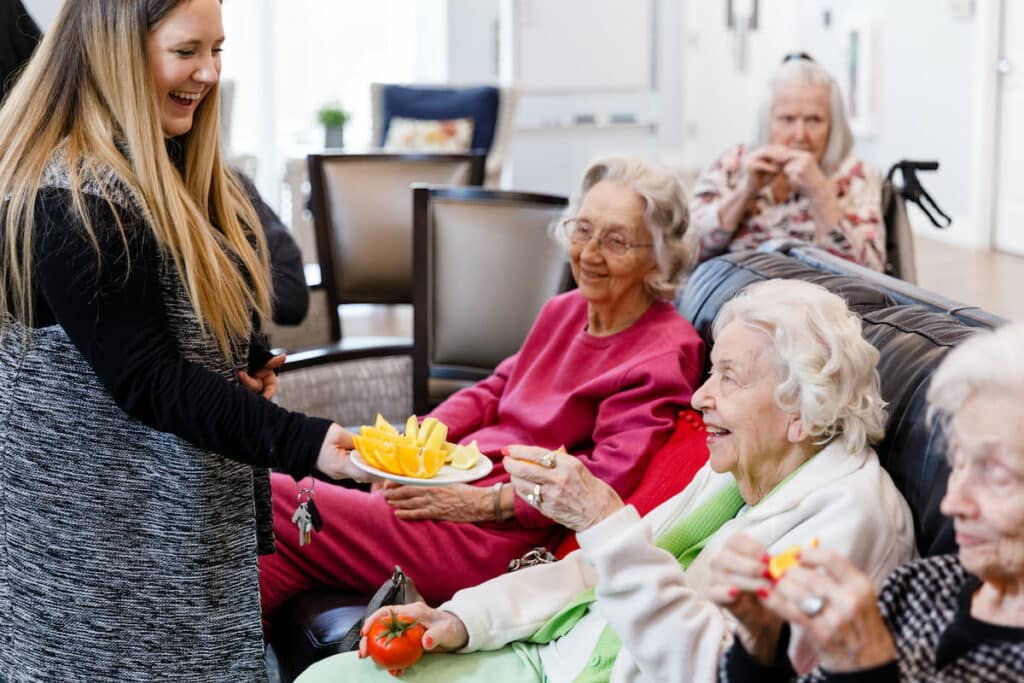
left=278, top=338, right=413, bottom=372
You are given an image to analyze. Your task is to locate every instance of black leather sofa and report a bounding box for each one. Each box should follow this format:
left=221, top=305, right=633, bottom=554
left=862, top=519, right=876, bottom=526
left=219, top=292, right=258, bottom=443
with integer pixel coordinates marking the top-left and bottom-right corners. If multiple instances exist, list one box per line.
left=269, top=247, right=1007, bottom=680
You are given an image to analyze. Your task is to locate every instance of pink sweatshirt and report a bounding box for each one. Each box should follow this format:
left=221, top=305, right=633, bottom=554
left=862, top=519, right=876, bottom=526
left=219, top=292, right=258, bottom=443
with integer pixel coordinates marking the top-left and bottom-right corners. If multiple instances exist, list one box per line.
left=429, top=290, right=705, bottom=528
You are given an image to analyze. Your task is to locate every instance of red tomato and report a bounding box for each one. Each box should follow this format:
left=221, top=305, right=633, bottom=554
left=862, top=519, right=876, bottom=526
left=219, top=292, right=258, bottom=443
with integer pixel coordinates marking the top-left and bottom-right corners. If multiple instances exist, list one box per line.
left=366, top=610, right=426, bottom=677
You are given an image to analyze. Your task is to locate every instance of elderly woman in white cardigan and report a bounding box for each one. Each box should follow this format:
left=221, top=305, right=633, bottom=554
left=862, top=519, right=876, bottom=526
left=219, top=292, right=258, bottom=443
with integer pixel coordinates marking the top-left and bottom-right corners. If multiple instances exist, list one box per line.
left=716, top=322, right=1024, bottom=682
left=297, top=279, right=915, bottom=683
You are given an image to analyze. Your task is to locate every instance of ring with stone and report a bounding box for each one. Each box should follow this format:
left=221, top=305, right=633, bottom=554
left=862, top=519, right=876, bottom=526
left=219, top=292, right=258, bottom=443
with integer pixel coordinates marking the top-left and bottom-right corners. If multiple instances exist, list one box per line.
left=799, top=594, right=826, bottom=617
left=540, top=451, right=557, bottom=469
left=532, top=483, right=543, bottom=505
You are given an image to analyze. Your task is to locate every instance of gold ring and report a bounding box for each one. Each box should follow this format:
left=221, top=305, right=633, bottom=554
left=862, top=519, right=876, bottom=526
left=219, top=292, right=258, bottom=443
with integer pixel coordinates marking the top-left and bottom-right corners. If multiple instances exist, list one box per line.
left=540, top=451, right=557, bottom=468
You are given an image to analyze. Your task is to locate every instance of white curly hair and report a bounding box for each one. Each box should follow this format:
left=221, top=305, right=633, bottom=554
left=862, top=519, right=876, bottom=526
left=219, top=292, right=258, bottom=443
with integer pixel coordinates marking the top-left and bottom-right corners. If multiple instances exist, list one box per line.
left=712, top=279, right=887, bottom=453
left=927, top=323, right=1024, bottom=421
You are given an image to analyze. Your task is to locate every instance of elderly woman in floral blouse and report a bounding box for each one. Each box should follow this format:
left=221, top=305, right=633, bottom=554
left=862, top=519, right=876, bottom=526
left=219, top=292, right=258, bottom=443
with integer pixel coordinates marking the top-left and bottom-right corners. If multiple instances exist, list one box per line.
left=690, top=54, right=884, bottom=271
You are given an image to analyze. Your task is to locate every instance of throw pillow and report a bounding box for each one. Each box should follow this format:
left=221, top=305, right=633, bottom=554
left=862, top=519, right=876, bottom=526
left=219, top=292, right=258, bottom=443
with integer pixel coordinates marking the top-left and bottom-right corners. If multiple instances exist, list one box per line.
left=383, top=117, right=475, bottom=153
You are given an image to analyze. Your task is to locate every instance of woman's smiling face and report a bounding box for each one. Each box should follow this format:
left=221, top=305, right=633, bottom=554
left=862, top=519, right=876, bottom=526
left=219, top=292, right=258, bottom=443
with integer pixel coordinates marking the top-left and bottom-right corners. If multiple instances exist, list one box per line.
left=146, top=0, right=224, bottom=137
left=691, top=321, right=796, bottom=489
left=567, top=181, right=656, bottom=309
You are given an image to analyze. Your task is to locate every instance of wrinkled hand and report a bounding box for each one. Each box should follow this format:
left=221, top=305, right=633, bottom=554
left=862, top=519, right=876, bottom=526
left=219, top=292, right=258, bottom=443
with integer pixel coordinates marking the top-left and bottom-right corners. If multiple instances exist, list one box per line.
left=380, top=483, right=488, bottom=522
left=358, top=602, right=469, bottom=658
left=739, top=144, right=790, bottom=197
left=315, top=424, right=373, bottom=482
left=503, top=445, right=623, bottom=532
left=762, top=547, right=898, bottom=672
left=780, top=149, right=829, bottom=197
left=708, top=533, right=784, bottom=665
left=237, top=353, right=286, bottom=400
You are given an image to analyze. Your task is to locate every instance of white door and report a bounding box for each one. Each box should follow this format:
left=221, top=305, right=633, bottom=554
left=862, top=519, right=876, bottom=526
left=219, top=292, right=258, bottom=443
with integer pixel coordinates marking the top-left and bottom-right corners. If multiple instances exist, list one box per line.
left=994, top=0, right=1024, bottom=256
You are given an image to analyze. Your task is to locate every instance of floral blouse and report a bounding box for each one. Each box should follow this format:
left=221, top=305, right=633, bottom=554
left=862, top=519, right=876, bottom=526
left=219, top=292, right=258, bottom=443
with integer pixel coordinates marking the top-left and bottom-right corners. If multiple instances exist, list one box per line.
left=690, top=144, right=885, bottom=271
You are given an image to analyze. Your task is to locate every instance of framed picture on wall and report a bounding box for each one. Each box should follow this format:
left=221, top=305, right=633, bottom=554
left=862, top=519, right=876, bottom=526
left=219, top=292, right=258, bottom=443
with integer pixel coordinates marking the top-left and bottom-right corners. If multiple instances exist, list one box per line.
left=841, top=15, right=880, bottom=137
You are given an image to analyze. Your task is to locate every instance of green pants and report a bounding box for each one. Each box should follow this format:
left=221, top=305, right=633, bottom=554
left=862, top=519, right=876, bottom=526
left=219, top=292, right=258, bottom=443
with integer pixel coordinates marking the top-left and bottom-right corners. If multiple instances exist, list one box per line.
left=296, top=642, right=548, bottom=682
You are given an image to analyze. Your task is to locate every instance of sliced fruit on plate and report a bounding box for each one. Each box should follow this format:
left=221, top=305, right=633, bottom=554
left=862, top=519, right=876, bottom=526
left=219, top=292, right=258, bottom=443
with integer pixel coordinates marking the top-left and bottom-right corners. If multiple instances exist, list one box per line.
left=405, top=415, right=419, bottom=443
left=355, top=414, right=453, bottom=478
left=448, top=440, right=482, bottom=470
left=351, top=435, right=378, bottom=469
left=394, top=443, right=446, bottom=478
left=419, top=447, right=446, bottom=477
left=423, top=421, right=447, bottom=452
left=375, top=413, right=399, bottom=434
left=415, top=417, right=438, bottom=446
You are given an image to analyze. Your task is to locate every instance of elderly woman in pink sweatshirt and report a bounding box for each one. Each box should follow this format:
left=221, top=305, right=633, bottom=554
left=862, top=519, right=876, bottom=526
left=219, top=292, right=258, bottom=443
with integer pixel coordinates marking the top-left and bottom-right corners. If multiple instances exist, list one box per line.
left=259, top=156, right=706, bottom=616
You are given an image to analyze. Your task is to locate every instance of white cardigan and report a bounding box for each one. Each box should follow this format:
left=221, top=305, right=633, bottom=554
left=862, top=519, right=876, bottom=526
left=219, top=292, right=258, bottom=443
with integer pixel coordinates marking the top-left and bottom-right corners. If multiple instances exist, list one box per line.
left=440, top=441, right=916, bottom=683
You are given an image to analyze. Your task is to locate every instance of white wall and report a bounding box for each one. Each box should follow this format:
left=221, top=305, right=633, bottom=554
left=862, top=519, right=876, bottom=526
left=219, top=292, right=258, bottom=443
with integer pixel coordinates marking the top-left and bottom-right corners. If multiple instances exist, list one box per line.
left=447, top=0, right=500, bottom=83
left=681, top=0, right=798, bottom=168
left=791, top=0, right=985, bottom=247
left=498, top=0, right=686, bottom=196
left=22, top=0, right=60, bottom=29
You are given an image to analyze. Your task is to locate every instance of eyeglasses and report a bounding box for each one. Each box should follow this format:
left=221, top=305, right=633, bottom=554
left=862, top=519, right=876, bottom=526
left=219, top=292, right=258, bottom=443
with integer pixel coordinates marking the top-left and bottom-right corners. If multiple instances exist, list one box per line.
left=782, top=51, right=815, bottom=63
left=561, top=218, right=653, bottom=257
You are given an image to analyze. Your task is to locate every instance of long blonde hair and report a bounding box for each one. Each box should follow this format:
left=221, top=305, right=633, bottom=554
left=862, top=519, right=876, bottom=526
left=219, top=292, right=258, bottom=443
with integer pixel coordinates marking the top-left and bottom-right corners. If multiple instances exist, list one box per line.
left=0, top=0, right=270, bottom=361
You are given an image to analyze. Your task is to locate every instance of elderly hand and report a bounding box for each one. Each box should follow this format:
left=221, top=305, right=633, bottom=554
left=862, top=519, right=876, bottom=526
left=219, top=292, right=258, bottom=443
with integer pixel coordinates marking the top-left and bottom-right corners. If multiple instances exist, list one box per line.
left=381, top=483, right=489, bottom=522
left=762, top=547, right=898, bottom=672
left=708, top=533, right=785, bottom=665
left=503, top=445, right=623, bottom=532
left=315, top=424, right=375, bottom=482
left=739, top=145, right=790, bottom=197
left=237, top=353, right=286, bottom=400
left=780, top=150, right=830, bottom=197
left=358, top=601, right=469, bottom=658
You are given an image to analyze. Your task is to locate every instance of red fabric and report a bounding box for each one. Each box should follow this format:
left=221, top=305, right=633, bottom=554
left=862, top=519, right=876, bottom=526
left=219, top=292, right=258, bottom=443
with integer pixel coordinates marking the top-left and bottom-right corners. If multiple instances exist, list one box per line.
left=260, top=473, right=566, bottom=616
left=429, top=291, right=705, bottom=528
left=553, top=409, right=709, bottom=558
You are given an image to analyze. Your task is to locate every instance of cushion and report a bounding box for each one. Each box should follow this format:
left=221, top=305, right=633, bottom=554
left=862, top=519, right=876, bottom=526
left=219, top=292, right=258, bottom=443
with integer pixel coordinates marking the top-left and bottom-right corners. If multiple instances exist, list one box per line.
left=383, top=116, right=475, bottom=153
left=379, top=85, right=500, bottom=154
left=859, top=306, right=975, bottom=557
left=553, top=410, right=709, bottom=558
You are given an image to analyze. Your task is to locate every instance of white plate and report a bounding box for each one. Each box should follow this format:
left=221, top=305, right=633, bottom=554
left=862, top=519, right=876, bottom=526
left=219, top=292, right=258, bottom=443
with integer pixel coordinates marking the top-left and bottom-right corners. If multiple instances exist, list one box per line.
left=350, top=450, right=494, bottom=486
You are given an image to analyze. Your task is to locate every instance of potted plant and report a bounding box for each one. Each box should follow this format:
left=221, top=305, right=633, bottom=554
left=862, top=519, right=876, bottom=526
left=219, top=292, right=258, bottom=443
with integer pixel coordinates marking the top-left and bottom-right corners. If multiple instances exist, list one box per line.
left=317, top=102, right=350, bottom=148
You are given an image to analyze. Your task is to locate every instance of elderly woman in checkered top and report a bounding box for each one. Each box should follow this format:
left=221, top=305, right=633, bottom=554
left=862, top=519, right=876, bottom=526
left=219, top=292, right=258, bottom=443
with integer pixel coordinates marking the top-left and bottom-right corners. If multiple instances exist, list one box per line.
left=714, top=322, right=1024, bottom=682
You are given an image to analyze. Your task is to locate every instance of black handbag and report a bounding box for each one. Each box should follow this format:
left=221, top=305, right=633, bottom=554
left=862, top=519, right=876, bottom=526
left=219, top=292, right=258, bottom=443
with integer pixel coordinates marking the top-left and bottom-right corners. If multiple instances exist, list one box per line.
left=338, top=565, right=422, bottom=652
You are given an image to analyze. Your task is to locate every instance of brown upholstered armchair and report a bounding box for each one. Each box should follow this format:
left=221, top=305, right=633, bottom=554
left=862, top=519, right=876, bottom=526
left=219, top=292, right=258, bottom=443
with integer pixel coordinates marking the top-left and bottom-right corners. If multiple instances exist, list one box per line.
left=308, top=151, right=486, bottom=342
left=411, top=185, right=572, bottom=413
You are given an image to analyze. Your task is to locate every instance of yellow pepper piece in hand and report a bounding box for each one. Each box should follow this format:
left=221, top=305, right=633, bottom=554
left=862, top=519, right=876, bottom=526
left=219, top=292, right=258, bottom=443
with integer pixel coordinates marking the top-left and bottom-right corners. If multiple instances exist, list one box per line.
left=768, top=537, right=820, bottom=580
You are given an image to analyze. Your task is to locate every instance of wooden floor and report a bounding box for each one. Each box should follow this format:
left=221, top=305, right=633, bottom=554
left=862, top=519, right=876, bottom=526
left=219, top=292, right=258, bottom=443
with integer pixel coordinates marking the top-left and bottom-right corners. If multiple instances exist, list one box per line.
left=914, top=235, right=1024, bottom=321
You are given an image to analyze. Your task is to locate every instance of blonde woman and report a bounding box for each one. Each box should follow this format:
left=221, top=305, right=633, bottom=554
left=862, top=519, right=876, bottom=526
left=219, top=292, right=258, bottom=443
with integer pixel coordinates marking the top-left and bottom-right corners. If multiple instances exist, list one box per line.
left=0, top=0, right=366, bottom=679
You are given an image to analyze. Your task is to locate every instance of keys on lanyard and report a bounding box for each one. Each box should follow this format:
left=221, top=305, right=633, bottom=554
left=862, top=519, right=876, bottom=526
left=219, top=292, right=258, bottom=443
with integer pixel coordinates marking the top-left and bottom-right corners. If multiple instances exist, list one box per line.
left=291, top=481, right=324, bottom=547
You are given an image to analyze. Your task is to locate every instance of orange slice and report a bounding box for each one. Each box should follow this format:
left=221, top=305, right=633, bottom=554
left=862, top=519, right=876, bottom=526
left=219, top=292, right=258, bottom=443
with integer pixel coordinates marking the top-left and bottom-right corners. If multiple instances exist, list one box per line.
left=420, top=448, right=446, bottom=477
left=370, top=440, right=399, bottom=474
left=352, top=435, right=381, bottom=469
left=396, top=443, right=425, bottom=477
left=768, top=538, right=820, bottom=580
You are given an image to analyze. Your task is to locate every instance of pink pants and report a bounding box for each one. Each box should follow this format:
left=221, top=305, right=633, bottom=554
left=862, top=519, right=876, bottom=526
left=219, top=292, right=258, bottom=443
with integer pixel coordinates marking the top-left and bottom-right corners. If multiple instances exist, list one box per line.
left=259, top=473, right=564, bottom=620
